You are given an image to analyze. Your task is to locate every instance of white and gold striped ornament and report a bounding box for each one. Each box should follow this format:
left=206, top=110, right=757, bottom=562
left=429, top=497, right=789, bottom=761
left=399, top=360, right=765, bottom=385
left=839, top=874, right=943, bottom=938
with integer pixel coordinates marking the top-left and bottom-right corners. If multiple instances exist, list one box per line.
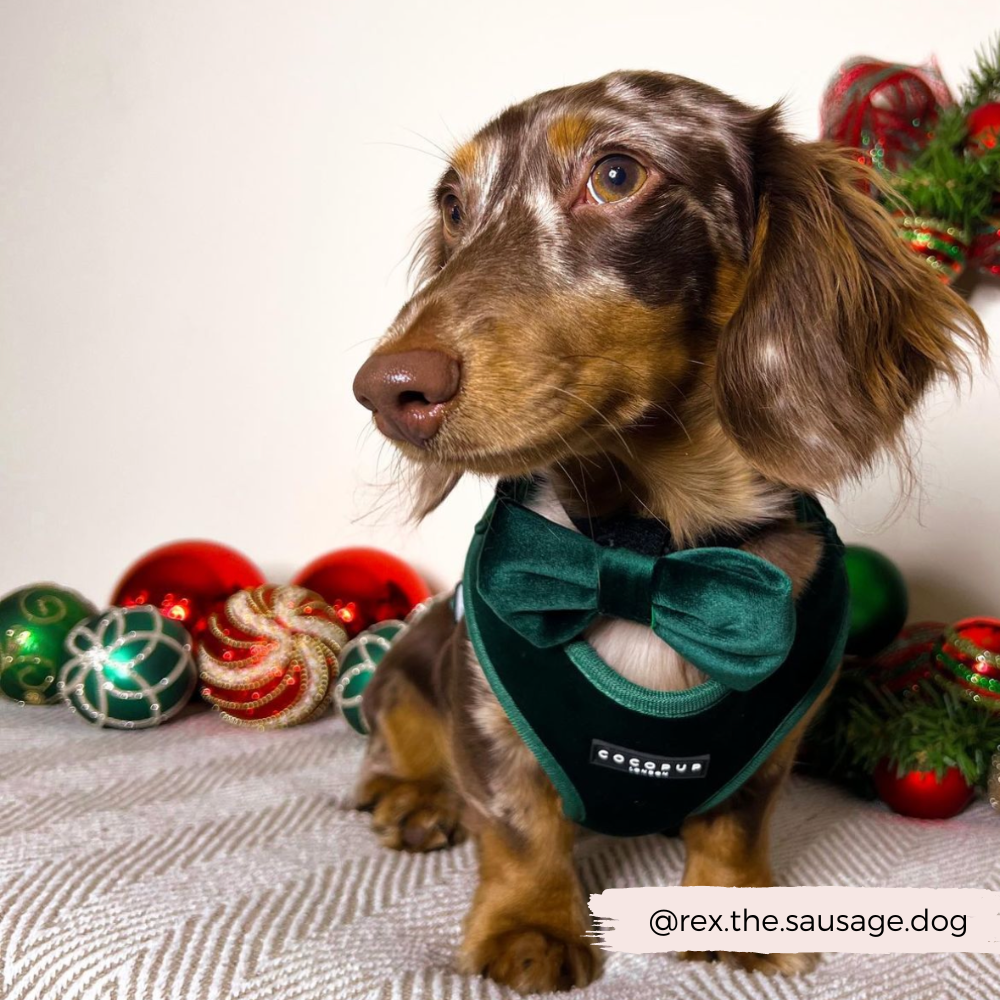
left=198, top=584, right=346, bottom=729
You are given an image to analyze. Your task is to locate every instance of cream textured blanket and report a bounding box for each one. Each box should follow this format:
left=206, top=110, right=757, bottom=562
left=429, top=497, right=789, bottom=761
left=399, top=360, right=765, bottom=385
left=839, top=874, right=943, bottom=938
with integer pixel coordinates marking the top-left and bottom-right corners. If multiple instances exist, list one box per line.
left=1, top=701, right=996, bottom=1000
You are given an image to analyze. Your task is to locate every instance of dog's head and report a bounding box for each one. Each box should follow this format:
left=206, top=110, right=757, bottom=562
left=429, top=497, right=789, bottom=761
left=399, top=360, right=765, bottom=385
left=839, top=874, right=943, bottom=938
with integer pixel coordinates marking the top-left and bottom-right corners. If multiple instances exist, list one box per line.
left=354, top=71, right=985, bottom=516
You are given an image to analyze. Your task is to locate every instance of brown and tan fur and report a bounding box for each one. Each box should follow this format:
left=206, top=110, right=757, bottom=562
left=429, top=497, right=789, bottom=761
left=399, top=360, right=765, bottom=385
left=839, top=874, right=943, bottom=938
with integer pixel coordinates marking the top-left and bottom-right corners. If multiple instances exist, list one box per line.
left=351, top=71, right=987, bottom=992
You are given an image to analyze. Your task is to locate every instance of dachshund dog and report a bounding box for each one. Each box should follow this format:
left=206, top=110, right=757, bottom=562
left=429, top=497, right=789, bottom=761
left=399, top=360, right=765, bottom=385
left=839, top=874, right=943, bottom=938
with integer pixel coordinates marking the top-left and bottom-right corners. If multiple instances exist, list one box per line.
left=351, top=71, right=985, bottom=993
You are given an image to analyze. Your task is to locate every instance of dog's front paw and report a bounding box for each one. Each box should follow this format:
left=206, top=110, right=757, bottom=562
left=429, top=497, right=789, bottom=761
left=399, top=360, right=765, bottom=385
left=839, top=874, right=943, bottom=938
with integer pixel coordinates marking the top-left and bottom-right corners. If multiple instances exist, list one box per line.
left=356, top=775, right=465, bottom=852
left=680, top=950, right=818, bottom=975
left=461, top=925, right=599, bottom=994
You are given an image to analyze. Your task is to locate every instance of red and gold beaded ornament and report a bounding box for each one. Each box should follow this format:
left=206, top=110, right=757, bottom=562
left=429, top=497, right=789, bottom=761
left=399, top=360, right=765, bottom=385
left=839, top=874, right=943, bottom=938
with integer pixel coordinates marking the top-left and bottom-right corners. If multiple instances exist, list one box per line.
left=933, top=617, right=1000, bottom=711
left=197, top=584, right=347, bottom=729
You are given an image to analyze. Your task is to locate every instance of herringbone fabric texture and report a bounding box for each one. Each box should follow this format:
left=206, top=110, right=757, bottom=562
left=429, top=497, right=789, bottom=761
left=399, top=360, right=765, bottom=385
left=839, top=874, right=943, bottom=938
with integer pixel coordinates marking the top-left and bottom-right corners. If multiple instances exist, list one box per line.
left=1, top=701, right=997, bottom=1000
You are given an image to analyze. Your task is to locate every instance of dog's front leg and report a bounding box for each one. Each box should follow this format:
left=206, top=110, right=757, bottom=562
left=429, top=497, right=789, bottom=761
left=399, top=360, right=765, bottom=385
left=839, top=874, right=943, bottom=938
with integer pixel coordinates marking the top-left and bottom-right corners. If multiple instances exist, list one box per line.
left=679, top=705, right=825, bottom=975
left=458, top=772, right=598, bottom=993
left=445, top=642, right=600, bottom=992
left=354, top=598, right=466, bottom=852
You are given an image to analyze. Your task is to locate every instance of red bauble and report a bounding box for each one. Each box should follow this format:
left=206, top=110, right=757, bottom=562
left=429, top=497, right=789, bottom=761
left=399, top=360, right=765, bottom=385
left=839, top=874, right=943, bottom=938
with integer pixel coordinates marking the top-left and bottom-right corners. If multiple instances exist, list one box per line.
left=291, top=547, right=430, bottom=638
left=967, top=101, right=1000, bottom=151
left=873, top=760, right=976, bottom=819
left=111, top=541, right=264, bottom=649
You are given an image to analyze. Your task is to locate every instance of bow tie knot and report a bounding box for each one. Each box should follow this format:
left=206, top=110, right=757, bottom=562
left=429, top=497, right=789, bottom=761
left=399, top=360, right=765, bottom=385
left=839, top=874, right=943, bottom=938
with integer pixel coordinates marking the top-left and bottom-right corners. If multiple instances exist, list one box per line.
left=477, top=499, right=797, bottom=692
left=596, top=546, right=654, bottom=626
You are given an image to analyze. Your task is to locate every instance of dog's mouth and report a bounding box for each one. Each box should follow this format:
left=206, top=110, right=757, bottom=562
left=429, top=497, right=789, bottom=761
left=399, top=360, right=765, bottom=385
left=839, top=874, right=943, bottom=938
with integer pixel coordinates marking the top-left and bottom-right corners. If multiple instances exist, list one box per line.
left=376, top=390, right=652, bottom=479
left=370, top=402, right=449, bottom=450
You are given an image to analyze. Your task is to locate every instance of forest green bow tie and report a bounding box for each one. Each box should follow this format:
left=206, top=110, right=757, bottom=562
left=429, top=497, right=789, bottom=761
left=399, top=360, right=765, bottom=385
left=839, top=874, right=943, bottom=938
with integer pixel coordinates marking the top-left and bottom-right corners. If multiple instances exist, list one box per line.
left=477, top=501, right=796, bottom=691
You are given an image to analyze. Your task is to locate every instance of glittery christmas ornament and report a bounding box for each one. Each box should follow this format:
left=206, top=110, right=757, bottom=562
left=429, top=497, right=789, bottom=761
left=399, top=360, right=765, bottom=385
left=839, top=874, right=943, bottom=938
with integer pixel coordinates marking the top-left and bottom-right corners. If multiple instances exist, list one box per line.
left=820, top=58, right=951, bottom=173
left=872, top=759, right=976, bottom=819
left=893, top=214, right=969, bottom=283
left=334, top=620, right=407, bottom=734
left=198, top=585, right=346, bottom=729
left=844, top=546, right=908, bottom=657
left=0, top=585, right=97, bottom=705
left=851, top=620, right=946, bottom=694
left=988, top=751, right=1000, bottom=814
left=111, top=541, right=264, bottom=650
left=60, top=606, right=197, bottom=728
left=292, top=547, right=430, bottom=638
left=932, top=618, right=1000, bottom=711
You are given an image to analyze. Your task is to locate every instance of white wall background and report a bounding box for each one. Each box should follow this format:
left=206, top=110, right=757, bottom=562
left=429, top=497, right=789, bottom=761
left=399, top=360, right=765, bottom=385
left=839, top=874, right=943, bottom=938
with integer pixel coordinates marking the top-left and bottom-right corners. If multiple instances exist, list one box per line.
left=1, top=0, right=998, bottom=620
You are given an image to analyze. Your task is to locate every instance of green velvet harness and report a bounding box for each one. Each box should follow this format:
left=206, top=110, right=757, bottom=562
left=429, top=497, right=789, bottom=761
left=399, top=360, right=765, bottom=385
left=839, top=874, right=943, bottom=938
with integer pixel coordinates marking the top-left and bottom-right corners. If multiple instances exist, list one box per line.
left=460, top=478, right=850, bottom=837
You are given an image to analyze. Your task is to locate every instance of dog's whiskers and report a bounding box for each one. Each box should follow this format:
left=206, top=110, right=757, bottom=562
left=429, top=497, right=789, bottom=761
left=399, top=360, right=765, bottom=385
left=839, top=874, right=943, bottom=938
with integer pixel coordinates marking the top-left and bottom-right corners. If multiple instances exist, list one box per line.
left=363, top=140, right=450, bottom=164
left=401, top=126, right=453, bottom=163
left=554, top=358, right=695, bottom=445
left=568, top=379, right=694, bottom=446
left=553, top=457, right=587, bottom=510
left=542, top=384, right=636, bottom=460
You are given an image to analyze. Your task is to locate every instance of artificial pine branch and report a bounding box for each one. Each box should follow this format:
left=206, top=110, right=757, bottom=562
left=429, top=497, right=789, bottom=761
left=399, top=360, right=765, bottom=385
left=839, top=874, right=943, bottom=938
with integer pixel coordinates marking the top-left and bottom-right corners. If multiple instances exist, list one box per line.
left=879, top=36, right=1000, bottom=235
left=846, top=679, right=1000, bottom=786
left=961, top=34, right=1000, bottom=111
left=891, top=132, right=1000, bottom=231
left=888, top=114, right=1000, bottom=233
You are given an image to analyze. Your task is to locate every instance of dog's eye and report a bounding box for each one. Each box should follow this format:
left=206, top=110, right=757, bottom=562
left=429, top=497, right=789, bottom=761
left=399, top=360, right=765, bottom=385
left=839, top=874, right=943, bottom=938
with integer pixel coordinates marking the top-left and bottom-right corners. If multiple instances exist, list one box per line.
left=586, top=155, right=647, bottom=205
left=442, top=194, right=464, bottom=235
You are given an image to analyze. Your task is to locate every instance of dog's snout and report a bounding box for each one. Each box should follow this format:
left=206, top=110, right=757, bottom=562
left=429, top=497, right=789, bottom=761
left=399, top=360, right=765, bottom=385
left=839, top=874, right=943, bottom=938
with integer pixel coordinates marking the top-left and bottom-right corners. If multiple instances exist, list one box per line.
left=353, top=349, right=460, bottom=446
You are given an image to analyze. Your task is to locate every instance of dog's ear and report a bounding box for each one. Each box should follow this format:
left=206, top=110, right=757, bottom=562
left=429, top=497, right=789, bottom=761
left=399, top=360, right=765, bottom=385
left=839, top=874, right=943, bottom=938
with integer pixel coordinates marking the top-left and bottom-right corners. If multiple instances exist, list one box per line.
left=715, top=108, right=987, bottom=492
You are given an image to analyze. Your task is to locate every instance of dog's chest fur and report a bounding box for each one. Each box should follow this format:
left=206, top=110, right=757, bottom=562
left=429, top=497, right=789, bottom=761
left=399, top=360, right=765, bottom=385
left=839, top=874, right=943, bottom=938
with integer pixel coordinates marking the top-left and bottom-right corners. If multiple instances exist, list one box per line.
left=523, top=480, right=707, bottom=692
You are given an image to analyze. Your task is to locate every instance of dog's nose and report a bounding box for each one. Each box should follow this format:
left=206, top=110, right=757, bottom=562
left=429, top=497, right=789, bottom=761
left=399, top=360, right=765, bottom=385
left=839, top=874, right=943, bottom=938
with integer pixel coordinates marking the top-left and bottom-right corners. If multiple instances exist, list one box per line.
left=353, top=349, right=461, bottom=446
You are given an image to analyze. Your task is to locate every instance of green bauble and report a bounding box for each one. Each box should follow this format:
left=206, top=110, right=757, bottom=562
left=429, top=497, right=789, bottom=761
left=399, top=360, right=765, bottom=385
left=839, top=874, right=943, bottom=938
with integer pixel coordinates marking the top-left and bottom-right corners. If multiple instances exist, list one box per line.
left=334, top=620, right=407, bottom=734
left=60, top=606, right=197, bottom=729
left=844, top=546, right=908, bottom=657
left=0, top=584, right=97, bottom=705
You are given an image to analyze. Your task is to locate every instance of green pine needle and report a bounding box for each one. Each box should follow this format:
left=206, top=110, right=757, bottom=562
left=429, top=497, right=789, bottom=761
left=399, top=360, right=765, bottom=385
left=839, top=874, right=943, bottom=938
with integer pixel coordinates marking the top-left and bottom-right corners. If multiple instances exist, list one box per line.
left=962, top=34, right=1000, bottom=111
left=846, top=679, right=1000, bottom=787
left=877, top=36, right=1000, bottom=236
left=887, top=109, right=1000, bottom=234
